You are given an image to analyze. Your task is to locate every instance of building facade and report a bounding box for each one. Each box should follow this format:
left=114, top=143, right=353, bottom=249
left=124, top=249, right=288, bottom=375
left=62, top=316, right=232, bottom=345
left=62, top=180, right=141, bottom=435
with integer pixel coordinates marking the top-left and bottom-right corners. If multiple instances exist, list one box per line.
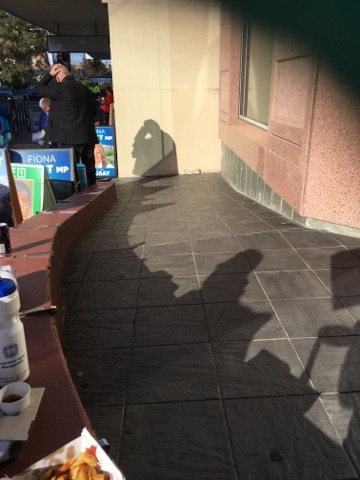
left=103, top=0, right=360, bottom=234
left=218, top=7, right=360, bottom=234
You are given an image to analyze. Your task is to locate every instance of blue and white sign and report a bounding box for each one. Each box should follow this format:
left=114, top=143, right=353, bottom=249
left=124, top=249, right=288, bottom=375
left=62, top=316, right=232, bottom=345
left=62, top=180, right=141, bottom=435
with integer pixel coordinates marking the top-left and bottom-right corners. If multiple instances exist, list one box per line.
left=95, top=126, right=117, bottom=177
left=10, top=148, right=76, bottom=182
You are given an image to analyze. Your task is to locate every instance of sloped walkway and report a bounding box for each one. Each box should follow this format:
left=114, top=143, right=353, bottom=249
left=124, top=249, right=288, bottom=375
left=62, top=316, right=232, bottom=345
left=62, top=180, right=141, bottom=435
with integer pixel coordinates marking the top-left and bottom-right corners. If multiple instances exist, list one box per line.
left=62, top=174, right=360, bottom=480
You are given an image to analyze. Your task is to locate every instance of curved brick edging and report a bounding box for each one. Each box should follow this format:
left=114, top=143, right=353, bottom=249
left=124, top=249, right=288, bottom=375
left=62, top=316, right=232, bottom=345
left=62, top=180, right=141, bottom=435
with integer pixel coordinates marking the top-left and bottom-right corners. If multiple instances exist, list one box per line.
left=0, top=181, right=116, bottom=478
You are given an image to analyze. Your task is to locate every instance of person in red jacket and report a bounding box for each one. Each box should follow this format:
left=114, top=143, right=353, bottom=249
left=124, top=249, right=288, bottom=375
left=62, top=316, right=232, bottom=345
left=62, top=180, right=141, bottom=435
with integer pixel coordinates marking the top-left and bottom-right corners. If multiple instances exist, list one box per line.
left=99, top=86, right=114, bottom=126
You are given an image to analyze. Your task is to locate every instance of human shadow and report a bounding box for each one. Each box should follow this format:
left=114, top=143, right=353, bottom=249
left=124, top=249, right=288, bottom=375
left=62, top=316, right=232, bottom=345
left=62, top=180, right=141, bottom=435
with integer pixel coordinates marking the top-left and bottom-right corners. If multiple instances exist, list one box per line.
left=132, top=119, right=178, bottom=176
left=310, top=248, right=360, bottom=476
left=63, top=178, right=359, bottom=480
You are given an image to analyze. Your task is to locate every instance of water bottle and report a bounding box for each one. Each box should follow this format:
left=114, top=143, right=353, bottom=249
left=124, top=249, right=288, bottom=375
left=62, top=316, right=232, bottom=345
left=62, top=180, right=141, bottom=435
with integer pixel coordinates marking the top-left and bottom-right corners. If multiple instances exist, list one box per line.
left=77, top=162, right=88, bottom=191
left=0, top=278, right=30, bottom=386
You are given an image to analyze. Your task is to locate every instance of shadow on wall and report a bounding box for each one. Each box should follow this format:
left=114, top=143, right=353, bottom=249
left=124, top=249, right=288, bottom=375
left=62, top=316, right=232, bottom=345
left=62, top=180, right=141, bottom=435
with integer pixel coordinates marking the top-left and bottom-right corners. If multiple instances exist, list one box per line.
left=131, top=119, right=178, bottom=177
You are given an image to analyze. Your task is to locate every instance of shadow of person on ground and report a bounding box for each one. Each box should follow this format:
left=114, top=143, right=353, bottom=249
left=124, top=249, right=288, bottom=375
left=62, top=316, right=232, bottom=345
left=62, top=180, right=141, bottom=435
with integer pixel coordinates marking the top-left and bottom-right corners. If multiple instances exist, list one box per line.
left=132, top=119, right=178, bottom=177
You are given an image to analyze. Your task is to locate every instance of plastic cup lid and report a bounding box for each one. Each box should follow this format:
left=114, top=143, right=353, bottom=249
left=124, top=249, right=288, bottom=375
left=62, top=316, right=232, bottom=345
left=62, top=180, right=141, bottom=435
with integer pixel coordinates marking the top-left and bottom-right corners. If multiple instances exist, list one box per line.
left=0, top=278, right=16, bottom=297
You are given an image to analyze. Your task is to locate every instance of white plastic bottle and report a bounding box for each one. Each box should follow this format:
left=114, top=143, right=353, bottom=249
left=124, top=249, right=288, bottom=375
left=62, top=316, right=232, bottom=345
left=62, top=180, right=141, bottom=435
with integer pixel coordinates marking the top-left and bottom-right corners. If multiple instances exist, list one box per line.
left=0, top=278, right=29, bottom=386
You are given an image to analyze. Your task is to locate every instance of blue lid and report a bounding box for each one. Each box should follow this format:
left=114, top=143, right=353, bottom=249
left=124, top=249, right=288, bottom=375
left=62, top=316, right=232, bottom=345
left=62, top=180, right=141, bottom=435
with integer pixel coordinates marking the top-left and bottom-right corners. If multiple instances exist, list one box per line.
left=0, top=278, right=16, bottom=298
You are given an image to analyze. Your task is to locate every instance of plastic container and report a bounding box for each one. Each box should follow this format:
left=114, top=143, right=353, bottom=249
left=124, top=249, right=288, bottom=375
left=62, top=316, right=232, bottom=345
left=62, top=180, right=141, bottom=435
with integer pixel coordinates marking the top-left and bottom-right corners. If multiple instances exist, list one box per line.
left=0, top=278, right=29, bottom=386
left=77, top=162, right=88, bottom=191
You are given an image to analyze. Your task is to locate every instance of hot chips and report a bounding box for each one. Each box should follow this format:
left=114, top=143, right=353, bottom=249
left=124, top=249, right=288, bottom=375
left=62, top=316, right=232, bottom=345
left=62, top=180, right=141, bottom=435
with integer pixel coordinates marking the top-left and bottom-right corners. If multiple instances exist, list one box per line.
left=37, top=447, right=109, bottom=480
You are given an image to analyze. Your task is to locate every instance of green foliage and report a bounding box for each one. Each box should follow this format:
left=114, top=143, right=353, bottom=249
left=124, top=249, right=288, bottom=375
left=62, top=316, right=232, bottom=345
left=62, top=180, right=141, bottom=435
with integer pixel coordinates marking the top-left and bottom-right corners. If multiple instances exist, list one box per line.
left=0, top=10, right=49, bottom=88
left=80, top=58, right=107, bottom=78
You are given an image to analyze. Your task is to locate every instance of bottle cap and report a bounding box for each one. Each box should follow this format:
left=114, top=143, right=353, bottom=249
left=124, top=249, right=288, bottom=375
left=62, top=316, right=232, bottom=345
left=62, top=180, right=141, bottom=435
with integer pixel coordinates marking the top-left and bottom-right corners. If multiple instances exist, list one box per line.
left=0, top=278, right=16, bottom=297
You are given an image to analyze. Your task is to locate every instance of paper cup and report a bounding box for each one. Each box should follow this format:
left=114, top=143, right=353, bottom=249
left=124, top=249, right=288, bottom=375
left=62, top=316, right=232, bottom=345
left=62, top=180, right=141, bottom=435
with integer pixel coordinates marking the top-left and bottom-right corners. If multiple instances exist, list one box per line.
left=0, top=382, right=31, bottom=415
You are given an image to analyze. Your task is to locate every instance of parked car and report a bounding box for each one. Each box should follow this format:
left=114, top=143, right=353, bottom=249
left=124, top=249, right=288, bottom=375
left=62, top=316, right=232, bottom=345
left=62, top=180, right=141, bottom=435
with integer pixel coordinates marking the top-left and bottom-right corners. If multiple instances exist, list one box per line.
left=26, top=84, right=40, bottom=100
left=0, top=86, right=13, bottom=100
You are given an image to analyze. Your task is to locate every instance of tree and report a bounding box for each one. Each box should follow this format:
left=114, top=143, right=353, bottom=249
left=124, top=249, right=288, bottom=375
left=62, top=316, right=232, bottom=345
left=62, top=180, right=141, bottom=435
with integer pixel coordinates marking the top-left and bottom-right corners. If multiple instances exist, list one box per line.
left=79, top=58, right=107, bottom=79
left=0, top=10, right=49, bottom=88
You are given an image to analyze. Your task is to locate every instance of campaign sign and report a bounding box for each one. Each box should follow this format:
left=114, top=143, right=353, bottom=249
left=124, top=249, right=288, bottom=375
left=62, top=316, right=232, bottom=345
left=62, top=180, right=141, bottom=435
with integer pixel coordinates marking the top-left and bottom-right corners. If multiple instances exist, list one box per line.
left=11, top=164, right=56, bottom=219
left=95, top=126, right=117, bottom=178
left=0, top=149, right=16, bottom=225
left=11, top=164, right=44, bottom=219
left=10, top=148, right=76, bottom=182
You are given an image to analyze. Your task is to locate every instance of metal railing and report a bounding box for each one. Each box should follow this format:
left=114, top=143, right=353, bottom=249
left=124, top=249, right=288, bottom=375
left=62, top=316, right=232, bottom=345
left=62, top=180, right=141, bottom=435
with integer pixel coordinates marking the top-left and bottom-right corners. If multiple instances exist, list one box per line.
left=0, top=97, right=32, bottom=136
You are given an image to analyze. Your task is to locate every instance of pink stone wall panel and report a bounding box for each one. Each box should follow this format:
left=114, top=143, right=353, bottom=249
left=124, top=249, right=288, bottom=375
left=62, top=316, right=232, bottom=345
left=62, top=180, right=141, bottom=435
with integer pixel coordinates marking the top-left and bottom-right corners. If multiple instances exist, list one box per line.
left=229, top=125, right=266, bottom=175
left=270, top=55, right=314, bottom=143
left=304, top=64, right=360, bottom=229
left=219, top=118, right=229, bottom=143
left=220, top=70, right=230, bottom=113
left=266, top=151, right=303, bottom=211
left=268, top=134, right=303, bottom=168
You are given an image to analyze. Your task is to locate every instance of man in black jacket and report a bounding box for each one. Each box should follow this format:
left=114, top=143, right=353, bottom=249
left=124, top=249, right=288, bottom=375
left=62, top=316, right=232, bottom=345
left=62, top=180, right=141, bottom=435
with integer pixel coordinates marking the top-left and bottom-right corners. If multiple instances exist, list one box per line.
left=36, top=63, right=98, bottom=186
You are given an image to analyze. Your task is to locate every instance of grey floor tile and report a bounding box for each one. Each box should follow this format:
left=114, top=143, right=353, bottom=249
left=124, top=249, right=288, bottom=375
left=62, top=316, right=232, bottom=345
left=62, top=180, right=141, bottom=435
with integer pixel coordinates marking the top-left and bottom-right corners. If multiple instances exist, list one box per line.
left=141, top=254, right=196, bottom=277
left=127, top=344, right=219, bottom=404
left=321, top=392, right=360, bottom=474
left=236, top=231, right=291, bottom=250
left=315, top=268, right=360, bottom=297
left=143, top=241, right=192, bottom=256
left=100, top=233, right=145, bottom=247
left=145, top=231, right=190, bottom=245
left=65, top=348, right=131, bottom=408
left=138, top=276, right=201, bottom=307
left=226, top=219, right=275, bottom=235
left=225, top=396, right=356, bottom=480
left=62, top=309, right=136, bottom=349
left=336, top=296, right=360, bottom=323
left=86, top=405, right=124, bottom=462
left=134, top=305, right=209, bottom=346
left=84, top=257, right=142, bottom=281
left=63, top=282, right=81, bottom=311
left=256, top=270, right=331, bottom=299
left=191, top=236, right=242, bottom=253
left=262, top=216, right=299, bottom=230
left=199, top=272, right=267, bottom=303
left=205, top=301, right=285, bottom=342
left=332, top=234, right=360, bottom=248
left=92, top=246, right=143, bottom=258
left=95, top=240, right=143, bottom=253
left=245, top=249, right=308, bottom=271
left=120, top=401, right=235, bottom=480
left=108, top=225, right=148, bottom=236
left=82, top=228, right=111, bottom=237
left=282, top=229, right=342, bottom=249
left=292, top=335, right=360, bottom=393
left=213, top=339, right=314, bottom=398
left=62, top=174, right=360, bottom=480
left=272, top=298, right=360, bottom=338
left=297, top=247, right=360, bottom=269
left=64, top=253, right=92, bottom=283
left=72, top=279, right=139, bottom=310
left=194, top=251, right=252, bottom=275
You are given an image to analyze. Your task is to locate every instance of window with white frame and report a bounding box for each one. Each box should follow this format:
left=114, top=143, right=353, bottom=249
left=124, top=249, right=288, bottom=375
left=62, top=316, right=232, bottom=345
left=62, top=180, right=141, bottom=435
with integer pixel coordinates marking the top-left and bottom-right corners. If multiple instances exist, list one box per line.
left=239, top=17, right=274, bottom=128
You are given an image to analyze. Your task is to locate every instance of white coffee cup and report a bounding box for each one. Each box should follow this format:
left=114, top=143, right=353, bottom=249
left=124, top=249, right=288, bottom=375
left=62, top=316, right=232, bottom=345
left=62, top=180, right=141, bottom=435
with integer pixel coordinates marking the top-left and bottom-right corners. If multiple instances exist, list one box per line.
left=0, top=382, right=31, bottom=415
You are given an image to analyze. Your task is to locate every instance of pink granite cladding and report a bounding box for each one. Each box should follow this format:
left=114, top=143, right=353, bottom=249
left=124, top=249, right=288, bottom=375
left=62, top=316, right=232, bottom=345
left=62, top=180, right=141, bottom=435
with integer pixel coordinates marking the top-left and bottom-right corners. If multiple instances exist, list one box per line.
left=264, top=53, right=316, bottom=209
left=303, top=63, right=360, bottom=229
left=268, top=134, right=303, bottom=168
left=271, top=56, right=313, bottom=132
left=228, top=123, right=266, bottom=176
left=218, top=11, right=360, bottom=231
left=220, top=70, right=230, bottom=113
left=266, top=150, right=303, bottom=211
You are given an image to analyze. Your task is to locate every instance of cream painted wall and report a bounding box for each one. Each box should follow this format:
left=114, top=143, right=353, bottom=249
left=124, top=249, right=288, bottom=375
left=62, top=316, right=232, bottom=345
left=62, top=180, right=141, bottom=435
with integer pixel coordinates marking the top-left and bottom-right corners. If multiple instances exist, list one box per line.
left=105, top=0, right=221, bottom=177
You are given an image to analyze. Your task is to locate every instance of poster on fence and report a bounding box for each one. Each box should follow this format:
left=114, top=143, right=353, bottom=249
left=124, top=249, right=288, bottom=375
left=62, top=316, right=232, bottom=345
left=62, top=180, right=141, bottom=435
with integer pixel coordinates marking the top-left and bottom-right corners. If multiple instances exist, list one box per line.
left=95, top=126, right=117, bottom=178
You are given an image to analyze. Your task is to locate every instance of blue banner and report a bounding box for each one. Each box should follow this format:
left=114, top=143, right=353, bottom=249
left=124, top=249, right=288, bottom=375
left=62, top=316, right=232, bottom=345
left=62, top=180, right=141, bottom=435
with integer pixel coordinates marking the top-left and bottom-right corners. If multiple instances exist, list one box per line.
left=10, top=148, right=76, bottom=182
left=95, top=126, right=117, bottom=177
